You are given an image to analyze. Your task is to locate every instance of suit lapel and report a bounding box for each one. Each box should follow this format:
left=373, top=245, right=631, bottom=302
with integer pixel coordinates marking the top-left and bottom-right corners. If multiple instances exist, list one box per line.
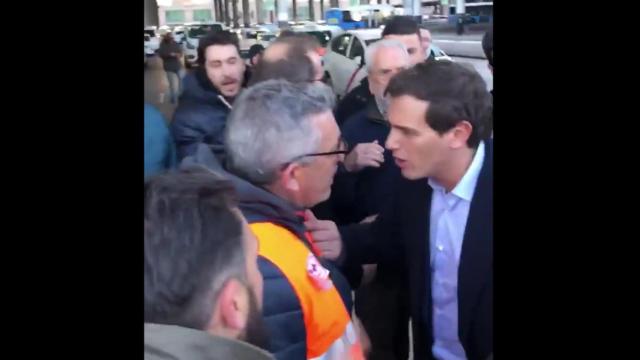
left=401, top=179, right=433, bottom=337
left=458, top=141, right=493, bottom=342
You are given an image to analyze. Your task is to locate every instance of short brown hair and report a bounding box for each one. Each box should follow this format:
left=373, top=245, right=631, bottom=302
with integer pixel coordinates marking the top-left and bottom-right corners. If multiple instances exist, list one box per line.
left=386, top=61, right=492, bottom=148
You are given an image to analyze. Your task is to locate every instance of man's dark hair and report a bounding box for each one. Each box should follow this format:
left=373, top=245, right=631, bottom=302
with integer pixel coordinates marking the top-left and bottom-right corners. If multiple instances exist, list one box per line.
left=248, top=44, right=265, bottom=61
left=144, top=167, right=247, bottom=330
left=197, top=30, right=241, bottom=66
left=386, top=61, right=492, bottom=148
left=382, top=16, right=420, bottom=39
left=482, top=29, right=493, bottom=68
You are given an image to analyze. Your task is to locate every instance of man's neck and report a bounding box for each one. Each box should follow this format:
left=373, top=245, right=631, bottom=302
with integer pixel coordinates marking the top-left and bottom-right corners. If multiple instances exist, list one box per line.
left=264, top=183, right=302, bottom=209
left=433, top=146, right=477, bottom=193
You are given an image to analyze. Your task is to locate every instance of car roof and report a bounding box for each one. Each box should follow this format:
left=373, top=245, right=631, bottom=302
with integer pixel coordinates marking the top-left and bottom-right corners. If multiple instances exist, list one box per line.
left=347, top=28, right=382, bottom=41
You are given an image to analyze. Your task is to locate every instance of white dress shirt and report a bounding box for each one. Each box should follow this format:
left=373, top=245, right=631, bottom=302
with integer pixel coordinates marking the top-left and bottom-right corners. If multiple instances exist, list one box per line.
left=428, top=141, right=485, bottom=360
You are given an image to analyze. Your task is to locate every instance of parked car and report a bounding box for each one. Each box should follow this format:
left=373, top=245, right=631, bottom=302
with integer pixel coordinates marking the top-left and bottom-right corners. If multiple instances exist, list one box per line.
left=182, top=22, right=226, bottom=67
left=291, top=24, right=344, bottom=48
left=322, top=29, right=381, bottom=97
left=323, top=28, right=452, bottom=97
left=144, top=26, right=160, bottom=56
left=173, top=26, right=185, bottom=43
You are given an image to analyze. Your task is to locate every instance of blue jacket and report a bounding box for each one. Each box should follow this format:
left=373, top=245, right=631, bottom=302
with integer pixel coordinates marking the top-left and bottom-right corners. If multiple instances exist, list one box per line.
left=182, top=145, right=354, bottom=360
left=170, top=69, right=232, bottom=161
left=144, top=104, right=176, bottom=178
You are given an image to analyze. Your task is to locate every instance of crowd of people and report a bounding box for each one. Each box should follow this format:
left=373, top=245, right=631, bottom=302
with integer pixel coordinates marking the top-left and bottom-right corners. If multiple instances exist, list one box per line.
left=144, top=15, right=494, bottom=360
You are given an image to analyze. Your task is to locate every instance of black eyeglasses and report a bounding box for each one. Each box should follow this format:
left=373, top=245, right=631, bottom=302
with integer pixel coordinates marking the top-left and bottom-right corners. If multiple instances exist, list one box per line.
left=284, top=137, right=350, bottom=167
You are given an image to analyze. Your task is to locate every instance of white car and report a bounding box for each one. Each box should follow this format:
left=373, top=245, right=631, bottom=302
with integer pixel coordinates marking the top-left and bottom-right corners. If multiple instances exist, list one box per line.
left=144, top=27, right=160, bottom=56
left=291, top=24, right=344, bottom=48
left=323, top=28, right=452, bottom=98
left=323, top=29, right=381, bottom=98
left=182, top=22, right=227, bottom=67
left=173, top=26, right=185, bottom=43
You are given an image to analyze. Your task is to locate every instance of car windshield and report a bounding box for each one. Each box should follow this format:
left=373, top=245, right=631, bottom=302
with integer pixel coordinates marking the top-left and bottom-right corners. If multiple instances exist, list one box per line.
left=144, top=30, right=156, bottom=37
left=188, top=24, right=223, bottom=38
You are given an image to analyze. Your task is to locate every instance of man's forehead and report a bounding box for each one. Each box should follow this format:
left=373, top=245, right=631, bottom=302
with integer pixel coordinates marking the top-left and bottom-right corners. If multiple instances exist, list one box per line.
left=205, top=44, right=239, bottom=60
left=384, top=33, right=420, bottom=46
left=373, top=47, right=409, bottom=68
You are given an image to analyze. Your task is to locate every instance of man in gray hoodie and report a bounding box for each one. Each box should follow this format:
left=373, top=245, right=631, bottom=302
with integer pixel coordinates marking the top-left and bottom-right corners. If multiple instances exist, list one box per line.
left=144, top=168, right=274, bottom=360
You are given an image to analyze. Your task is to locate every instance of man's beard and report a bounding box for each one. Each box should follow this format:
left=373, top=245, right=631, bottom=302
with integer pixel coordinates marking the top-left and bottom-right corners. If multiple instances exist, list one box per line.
left=241, top=289, right=270, bottom=351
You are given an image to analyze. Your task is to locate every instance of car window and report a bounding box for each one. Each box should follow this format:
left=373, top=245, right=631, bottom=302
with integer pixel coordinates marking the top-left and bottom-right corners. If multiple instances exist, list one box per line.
left=348, top=37, right=364, bottom=60
left=331, top=34, right=353, bottom=56
left=188, top=24, right=223, bottom=38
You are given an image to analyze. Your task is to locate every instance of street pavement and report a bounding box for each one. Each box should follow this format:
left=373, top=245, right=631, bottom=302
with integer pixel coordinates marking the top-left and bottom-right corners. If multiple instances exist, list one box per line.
left=433, top=32, right=486, bottom=59
left=452, top=56, right=493, bottom=92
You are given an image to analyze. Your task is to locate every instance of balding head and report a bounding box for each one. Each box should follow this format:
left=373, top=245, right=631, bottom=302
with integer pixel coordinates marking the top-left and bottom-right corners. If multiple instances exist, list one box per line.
left=262, top=34, right=324, bottom=82
left=367, top=39, right=410, bottom=98
left=263, top=42, right=289, bottom=62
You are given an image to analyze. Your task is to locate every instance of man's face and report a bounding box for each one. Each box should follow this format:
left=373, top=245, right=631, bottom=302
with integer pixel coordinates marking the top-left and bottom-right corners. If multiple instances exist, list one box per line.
left=383, top=34, right=424, bottom=66
left=294, top=111, right=344, bottom=207
left=251, top=53, right=262, bottom=66
left=385, top=95, right=449, bottom=180
left=239, top=214, right=262, bottom=308
left=306, top=50, right=324, bottom=82
left=419, top=29, right=432, bottom=53
left=368, top=47, right=410, bottom=98
left=204, top=44, right=245, bottom=98
left=237, top=213, right=268, bottom=349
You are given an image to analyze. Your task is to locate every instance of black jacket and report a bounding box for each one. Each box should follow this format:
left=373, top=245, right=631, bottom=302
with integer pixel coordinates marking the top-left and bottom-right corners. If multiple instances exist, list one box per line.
left=331, top=100, right=400, bottom=225
left=170, top=69, right=233, bottom=161
left=334, top=77, right=372, bottom=127
left=339, top=140, right=493, bottom=360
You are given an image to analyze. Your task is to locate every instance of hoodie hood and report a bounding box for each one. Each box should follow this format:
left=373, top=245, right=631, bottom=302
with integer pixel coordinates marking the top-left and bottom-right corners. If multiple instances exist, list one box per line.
left=181, top=144, right=307, bottom=240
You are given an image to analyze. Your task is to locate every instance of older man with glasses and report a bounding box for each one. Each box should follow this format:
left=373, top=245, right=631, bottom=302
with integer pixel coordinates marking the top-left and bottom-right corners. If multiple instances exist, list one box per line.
left=185, top=79, right=367, bottom=360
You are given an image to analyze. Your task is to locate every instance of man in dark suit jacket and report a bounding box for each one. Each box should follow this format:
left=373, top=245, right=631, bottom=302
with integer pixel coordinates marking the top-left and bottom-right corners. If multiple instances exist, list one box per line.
left=307, top=60, right=493, bottom=360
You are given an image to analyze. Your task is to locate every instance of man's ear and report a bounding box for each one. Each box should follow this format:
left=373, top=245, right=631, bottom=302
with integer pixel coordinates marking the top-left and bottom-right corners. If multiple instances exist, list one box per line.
left=208, top=279, right=249, bottom=338
left=280, top=163, right=301, bottom=192
left=447, top=120, right=473, bottom=149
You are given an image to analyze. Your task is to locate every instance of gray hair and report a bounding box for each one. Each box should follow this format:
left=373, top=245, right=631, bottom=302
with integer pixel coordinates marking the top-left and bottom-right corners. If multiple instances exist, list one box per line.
left=225, top=79, right=336, bottom=184
left=365, top=39, right=410, bottom=73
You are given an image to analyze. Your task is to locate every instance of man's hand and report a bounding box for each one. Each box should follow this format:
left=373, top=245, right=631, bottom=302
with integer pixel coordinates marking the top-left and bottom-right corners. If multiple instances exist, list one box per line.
left=343, top=140, right=385, bottom=172
left=304, top=210, right=343, bottom=261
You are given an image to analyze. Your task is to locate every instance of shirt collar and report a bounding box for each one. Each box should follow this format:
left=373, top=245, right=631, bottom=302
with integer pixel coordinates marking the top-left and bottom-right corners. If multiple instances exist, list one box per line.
left=428, top=141, right=485, bottom=202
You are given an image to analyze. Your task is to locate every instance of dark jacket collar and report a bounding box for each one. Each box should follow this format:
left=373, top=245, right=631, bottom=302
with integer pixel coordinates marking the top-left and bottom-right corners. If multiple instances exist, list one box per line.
left=365, top=98, right=387, bottom=125
left=144, top=324, right=274, bottom=360
left=456, top=139, right=493, bottom=347
left=182, top=144, right=307, bottom=240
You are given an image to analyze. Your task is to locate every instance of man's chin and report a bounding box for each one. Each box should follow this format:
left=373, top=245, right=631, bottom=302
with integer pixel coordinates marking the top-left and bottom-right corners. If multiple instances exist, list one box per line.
left=221, top=89, right=239, bottom=98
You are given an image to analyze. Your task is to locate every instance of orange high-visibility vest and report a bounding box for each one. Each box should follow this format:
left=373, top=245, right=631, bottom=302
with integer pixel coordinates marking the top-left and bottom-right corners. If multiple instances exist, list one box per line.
left=251, top=222, right=364, bottom=360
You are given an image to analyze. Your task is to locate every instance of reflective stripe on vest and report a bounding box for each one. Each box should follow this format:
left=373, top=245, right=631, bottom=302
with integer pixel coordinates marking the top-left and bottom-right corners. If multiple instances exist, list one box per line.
left=251, top=222, right=364, bottom=360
